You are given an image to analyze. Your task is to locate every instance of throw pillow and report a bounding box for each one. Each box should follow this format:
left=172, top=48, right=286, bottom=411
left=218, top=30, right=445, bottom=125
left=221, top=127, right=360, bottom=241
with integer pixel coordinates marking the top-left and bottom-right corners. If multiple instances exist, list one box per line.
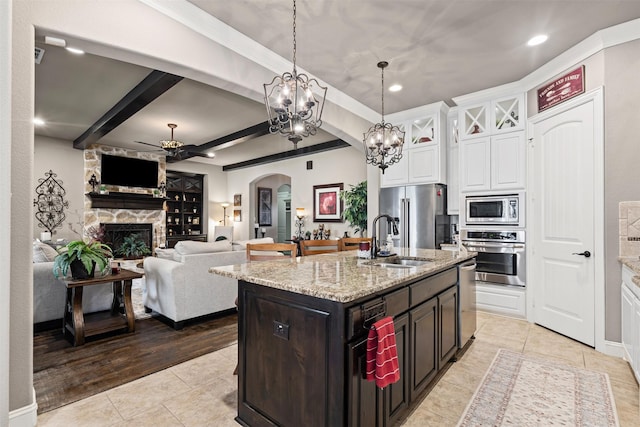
left=174, top=239, right=232, bottom=255
left=33, top=241, right=59, bottom=263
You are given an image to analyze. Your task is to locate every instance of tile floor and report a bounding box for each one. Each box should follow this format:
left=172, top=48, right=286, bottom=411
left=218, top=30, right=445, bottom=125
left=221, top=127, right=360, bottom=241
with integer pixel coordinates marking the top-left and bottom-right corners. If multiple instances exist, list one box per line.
left=37, top=312, right=640, bottom=426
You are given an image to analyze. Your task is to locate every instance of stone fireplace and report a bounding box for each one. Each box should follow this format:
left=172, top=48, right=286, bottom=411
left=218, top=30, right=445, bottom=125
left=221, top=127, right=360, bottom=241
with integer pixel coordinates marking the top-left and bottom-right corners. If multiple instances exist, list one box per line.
left=102, top=223, right=153, bottom=257
left=83, top=145, right=167, bottom=251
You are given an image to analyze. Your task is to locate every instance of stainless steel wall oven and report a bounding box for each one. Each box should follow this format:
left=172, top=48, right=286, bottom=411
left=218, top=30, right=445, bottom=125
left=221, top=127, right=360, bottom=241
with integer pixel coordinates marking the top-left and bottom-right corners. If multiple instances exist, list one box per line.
left=460, top=229, right=525, bottom=287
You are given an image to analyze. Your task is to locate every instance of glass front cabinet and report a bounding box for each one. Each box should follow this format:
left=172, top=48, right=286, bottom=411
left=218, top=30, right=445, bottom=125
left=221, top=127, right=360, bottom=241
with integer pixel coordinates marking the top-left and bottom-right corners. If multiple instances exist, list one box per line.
left=380, top=103, right=448, bottom=187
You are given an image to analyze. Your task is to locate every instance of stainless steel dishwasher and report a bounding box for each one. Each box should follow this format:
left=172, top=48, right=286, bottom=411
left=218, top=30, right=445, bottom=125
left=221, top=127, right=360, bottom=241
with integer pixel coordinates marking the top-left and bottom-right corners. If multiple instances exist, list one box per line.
left=458, top=260, right=477, bottom=349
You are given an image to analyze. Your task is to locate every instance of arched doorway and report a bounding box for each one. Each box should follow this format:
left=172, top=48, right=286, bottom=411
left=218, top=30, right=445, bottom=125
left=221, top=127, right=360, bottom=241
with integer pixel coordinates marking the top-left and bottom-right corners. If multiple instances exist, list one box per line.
left=277, top=184, right=291, bottom=243
left=251, top=174, right=292, bottom=242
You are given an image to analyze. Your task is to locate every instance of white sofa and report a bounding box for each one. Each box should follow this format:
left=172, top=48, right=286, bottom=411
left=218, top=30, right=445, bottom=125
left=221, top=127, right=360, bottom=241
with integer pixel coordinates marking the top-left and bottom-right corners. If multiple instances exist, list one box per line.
left=33, top=241, right=113, bottom=329
left=143, top=238, right=274, bottom=329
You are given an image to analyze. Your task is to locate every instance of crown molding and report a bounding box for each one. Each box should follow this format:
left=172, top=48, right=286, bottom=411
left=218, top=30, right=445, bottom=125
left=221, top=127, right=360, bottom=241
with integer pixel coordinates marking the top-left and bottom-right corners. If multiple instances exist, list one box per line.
left=140, top=1, right=640, bottom=124
left=386, top=101, right=450, bottom=122
left=521, top=17, right=640, bottom=90
left=454, top=18, right=640, bottom=106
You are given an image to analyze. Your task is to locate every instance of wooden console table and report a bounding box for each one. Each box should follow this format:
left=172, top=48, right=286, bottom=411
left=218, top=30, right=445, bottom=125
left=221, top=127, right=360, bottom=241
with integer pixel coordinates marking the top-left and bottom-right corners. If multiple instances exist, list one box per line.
left=61, top=268, right=143, bottom=346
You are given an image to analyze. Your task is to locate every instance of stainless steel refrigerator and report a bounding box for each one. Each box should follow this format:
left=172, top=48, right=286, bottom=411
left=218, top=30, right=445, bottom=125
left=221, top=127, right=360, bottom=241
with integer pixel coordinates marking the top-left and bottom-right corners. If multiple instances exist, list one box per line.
left=379, top=184, right=451, bottom=249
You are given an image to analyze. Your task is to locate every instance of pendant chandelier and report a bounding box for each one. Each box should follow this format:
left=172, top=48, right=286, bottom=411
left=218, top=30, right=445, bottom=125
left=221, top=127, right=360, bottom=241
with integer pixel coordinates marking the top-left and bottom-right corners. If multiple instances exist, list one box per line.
left=363, top=61, right=405, bottom=174
left=263, top=0, right=327, bottom=149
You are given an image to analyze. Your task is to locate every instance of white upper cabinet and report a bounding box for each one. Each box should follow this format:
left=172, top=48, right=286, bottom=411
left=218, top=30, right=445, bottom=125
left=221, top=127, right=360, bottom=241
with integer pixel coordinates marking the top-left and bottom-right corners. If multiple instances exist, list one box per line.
left=460, top=137, right=491, bottom=192
left=460, top=132, right=526, bottom=192
left=459, top=102, right=490, bottom=139
left=490, top=132, right=526, bottom=190
left=459, top=94, right=525, bottom=139
left=446, top=109, right=460, bottom=214
left=381, top=104, right=448, bottom=187
left=492, top=94, right=525, bottom=134
left=410, top=116, right=437, bottom=146
left=458, top=93, right=526, bottom=193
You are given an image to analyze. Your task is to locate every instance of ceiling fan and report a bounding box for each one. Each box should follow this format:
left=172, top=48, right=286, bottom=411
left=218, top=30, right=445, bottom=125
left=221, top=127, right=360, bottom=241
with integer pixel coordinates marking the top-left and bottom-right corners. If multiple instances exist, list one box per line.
left=134, top=123, right=213, bottom=161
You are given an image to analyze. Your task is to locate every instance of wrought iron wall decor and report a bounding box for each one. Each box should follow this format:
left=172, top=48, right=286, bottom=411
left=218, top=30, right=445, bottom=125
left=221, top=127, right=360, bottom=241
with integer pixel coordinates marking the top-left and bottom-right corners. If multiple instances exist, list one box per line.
left=33, top=169, right=70, bottom=235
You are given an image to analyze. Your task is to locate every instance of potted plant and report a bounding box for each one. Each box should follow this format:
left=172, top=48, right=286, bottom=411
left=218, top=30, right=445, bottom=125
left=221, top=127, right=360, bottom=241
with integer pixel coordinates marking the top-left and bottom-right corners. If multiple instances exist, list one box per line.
left=341, top=181, right=368, bottom=237
left=116, top=233, right=151, bottom=259
left=53, top=239, right=113, bottom=280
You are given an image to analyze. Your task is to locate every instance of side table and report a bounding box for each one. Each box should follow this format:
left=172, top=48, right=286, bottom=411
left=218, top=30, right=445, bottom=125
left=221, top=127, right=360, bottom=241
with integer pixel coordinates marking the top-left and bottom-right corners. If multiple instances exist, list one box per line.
left=60, top=268, right=143, bottom=346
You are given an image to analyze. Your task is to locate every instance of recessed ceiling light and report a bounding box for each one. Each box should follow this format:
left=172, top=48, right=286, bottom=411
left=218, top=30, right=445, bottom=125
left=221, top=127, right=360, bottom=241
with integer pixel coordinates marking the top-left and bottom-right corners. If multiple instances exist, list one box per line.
left=33, top=118, right=45, bottom=126
left=65, top=47, right=85, bottom=55
left=527, top=34, right=548, bottom=46
left=389, top=84, right=402, bottom=92
left=207, top=152, right=215, bottom=158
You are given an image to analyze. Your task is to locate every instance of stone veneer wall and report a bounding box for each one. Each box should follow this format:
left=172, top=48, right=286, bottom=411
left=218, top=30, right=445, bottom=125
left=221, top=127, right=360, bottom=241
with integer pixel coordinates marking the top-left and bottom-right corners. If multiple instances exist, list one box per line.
left=84, top=145, right=167, bottom=250
left=619, top=201, right=640, bottom=258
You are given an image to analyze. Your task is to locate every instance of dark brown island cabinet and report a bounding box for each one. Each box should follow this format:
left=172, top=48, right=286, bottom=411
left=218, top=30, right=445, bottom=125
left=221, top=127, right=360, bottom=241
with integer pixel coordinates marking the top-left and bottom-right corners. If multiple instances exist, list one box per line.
left=236, top=265, right=462, bottom=427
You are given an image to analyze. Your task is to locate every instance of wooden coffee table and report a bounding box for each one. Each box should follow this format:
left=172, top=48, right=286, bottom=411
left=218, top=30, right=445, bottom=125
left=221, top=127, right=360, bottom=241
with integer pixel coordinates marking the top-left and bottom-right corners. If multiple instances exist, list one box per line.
left=61, top=268, right=143, bottom=346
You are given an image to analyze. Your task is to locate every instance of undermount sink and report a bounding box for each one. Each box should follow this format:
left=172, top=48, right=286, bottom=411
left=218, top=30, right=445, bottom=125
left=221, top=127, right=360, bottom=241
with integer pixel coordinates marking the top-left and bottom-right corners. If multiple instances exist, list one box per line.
left=368, top=256, right=434, bottom=268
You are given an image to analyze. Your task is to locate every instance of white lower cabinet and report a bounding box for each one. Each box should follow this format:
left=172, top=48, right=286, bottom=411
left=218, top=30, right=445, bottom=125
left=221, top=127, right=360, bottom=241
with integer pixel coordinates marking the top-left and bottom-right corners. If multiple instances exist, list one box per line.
left=621, top=265, right=640, bottom=382
left=476, top=281, right=526, bottom=318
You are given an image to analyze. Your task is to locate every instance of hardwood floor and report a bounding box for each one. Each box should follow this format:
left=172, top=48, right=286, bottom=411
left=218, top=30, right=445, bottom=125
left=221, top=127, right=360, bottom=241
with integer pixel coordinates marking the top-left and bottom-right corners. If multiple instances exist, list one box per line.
left=33, top=312, right=238, bottom=414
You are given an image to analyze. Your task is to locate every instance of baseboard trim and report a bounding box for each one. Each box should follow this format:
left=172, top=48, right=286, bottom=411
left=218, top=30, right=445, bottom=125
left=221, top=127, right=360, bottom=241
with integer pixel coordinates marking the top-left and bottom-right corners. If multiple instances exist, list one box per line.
left=9, top=388, right=37, bottom=427
left=601, top=339, right=624, bottom=358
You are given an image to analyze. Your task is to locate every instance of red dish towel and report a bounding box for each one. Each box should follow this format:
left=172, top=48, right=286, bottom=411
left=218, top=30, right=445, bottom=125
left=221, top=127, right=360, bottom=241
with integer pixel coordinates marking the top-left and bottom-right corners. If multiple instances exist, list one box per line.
left=365, top=316, right=400, bottom=388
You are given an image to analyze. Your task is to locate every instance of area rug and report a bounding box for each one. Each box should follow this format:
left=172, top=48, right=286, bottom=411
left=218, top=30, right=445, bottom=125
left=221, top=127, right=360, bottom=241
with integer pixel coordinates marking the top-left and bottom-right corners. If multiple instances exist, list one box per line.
left=457, top=349, right=619, bottom=426
left=131, top=278, right=151, bottom=320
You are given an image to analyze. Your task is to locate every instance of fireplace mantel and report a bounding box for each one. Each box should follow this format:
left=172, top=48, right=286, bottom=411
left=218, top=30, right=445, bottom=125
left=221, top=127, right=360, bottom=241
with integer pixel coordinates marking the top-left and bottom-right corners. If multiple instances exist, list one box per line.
left=86, top=192, right=166, bottom=210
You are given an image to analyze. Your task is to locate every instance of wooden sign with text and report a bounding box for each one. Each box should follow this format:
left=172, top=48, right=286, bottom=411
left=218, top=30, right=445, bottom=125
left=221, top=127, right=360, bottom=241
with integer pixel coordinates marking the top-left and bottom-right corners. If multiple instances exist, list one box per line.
left=537, top=66, right=585, bottom=112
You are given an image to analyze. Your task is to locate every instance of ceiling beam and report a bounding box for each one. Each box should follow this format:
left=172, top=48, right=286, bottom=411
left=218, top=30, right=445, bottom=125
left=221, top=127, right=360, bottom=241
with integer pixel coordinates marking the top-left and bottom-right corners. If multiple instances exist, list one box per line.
left=203, top=121, right=271, bottom=150
left=222, top=139, right=350, bottom=171
left=73, top=70, right=183, bottom=149
left=172, top=121, right=271, bottom=162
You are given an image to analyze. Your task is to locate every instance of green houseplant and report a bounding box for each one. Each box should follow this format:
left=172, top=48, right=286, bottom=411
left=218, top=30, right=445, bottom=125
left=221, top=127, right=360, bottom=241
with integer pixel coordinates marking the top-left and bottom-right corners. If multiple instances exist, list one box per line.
left=53, top=239, right=113, bottom=279
left=341, top=181, right=368, bottom=237
left=116, top=233, right=151, bottom=259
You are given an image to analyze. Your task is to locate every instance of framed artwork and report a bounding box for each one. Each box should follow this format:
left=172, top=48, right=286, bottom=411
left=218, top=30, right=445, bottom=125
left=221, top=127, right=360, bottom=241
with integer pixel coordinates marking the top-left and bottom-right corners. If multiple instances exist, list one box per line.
left=257, top=187, right=272, bottom=226
left=313, top=183, right=343, bottom=222
left=234, top=194, right=242, bottom=207
left=233, top=209, right=242, bottom=222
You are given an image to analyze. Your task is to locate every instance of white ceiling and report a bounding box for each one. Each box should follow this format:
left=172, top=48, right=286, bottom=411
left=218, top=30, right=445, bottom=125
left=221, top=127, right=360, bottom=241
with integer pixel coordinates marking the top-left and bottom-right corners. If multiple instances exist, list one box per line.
left=34, top=1, right=640, bottom=167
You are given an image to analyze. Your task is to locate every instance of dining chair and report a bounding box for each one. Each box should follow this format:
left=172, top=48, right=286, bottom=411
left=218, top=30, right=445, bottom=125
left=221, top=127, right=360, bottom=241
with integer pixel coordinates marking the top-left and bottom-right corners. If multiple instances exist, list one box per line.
left=299, top=239, right=341, bottom=256
left=246, top=243, right=297, bottom=261
left=339, top=237, right=373, bottom=251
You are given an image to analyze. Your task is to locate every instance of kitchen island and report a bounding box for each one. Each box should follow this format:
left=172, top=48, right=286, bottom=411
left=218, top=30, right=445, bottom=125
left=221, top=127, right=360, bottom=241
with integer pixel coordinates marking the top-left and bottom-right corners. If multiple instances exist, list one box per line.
left=211, top=248, right=475, bottom=427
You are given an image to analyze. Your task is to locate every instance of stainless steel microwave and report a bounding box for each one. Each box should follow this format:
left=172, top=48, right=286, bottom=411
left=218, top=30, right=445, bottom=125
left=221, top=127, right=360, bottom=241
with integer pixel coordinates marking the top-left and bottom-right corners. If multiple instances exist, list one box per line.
left=465, top=193, right=522, bottom=226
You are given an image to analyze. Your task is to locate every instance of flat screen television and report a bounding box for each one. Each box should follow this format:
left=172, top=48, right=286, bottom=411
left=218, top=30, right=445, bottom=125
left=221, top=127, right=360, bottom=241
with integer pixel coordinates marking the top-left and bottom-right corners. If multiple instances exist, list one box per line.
left=100, top=154, right=159, bottom=189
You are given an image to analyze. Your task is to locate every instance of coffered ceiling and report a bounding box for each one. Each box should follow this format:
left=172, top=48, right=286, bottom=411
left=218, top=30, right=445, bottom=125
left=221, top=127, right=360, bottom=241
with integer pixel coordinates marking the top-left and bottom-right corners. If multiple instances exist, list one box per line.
left=34, top=1, right=640, bottom=169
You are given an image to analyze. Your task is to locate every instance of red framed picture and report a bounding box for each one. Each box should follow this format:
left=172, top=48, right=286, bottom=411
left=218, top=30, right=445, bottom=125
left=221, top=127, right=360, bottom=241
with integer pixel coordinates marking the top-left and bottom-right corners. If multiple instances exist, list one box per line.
left=313, top=183, right=343, bottom=222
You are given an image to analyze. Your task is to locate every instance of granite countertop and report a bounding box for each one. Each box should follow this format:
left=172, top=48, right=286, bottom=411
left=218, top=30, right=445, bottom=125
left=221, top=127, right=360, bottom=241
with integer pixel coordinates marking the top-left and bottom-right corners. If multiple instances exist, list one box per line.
left=210, top=248, right=476, bottom=303
left=620, top=256, right=640, bottom=287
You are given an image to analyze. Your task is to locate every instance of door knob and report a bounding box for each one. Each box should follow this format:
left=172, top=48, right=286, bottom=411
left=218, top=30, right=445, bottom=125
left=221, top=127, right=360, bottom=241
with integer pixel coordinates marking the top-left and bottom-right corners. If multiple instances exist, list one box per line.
left=572, top=251, right=591, bottom=258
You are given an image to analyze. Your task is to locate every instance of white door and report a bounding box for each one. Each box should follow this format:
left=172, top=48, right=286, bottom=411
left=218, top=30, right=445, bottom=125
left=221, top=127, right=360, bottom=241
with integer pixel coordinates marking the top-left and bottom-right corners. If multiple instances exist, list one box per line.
left=530, top=92, right=601, bottom=347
